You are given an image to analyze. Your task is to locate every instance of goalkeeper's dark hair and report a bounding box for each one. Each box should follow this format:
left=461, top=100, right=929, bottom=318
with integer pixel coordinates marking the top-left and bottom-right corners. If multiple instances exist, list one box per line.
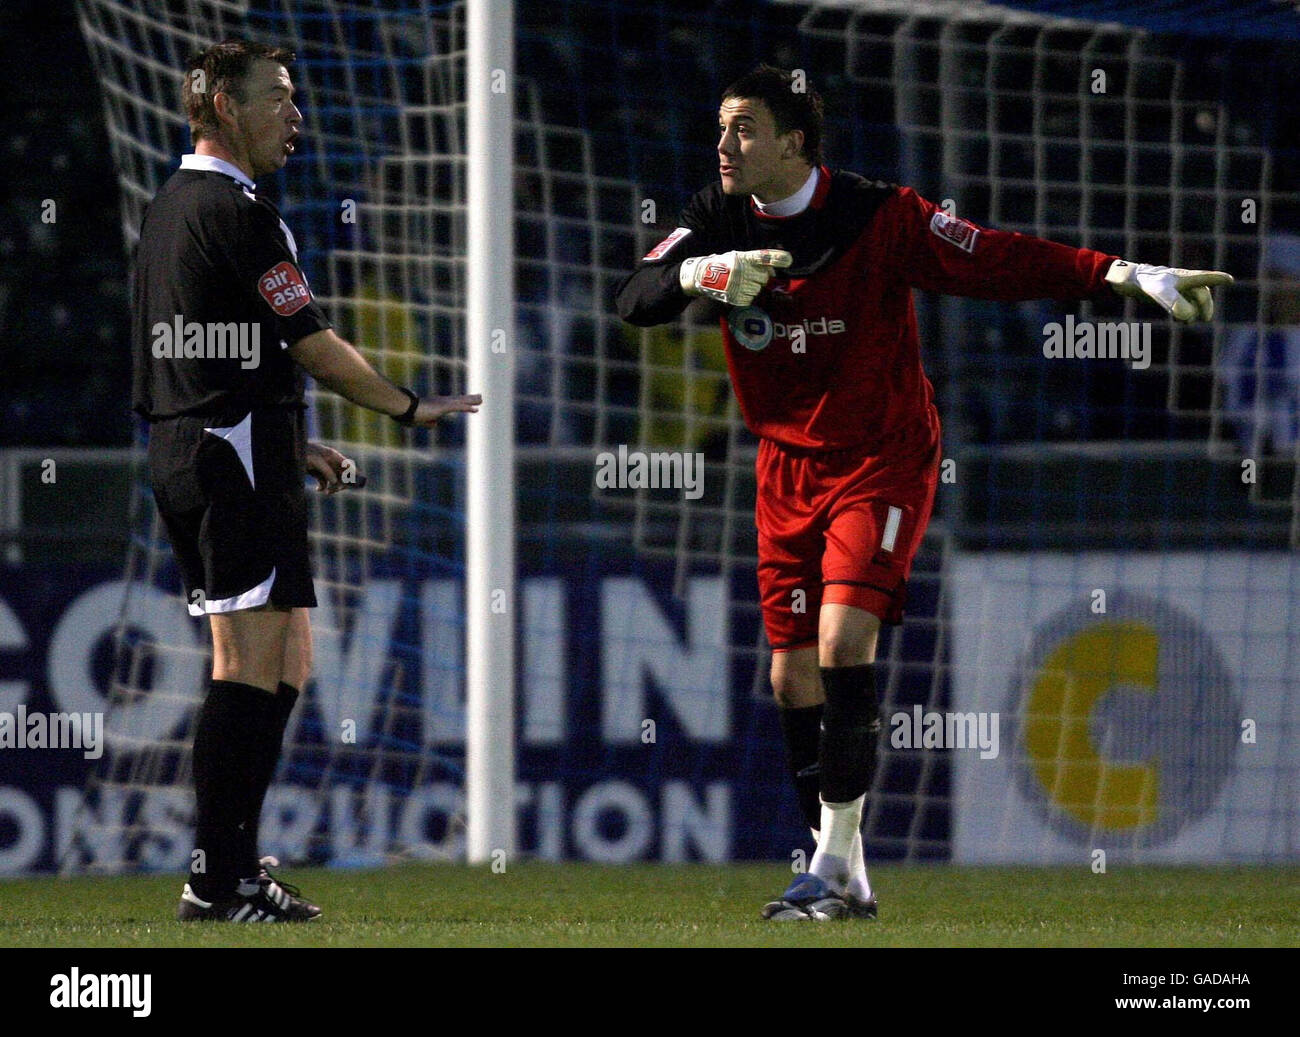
left=182, top=38, right=296, bottom=145
left=722, top=64, right=824, bottom=167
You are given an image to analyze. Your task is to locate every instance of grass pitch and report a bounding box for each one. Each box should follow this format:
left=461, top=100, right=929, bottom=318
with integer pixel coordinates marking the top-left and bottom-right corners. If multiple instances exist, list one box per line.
left=1, top=863, right=1297, bottom=948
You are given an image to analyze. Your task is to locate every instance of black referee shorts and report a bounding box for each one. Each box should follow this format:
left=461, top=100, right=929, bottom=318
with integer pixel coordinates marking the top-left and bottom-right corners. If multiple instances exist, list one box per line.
left=148, top=407, right=317, bottom=616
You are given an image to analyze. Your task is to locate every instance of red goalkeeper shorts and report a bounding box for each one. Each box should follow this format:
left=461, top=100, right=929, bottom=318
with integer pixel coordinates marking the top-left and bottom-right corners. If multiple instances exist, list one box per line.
left=755, top=418, right=940, bottom=651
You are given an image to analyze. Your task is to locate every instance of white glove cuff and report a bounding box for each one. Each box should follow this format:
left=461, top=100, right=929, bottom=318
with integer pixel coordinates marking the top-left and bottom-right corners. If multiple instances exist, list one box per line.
left=1104, top=259, right=1137, bottom=289
left=679, top=255, right=704, bottom=296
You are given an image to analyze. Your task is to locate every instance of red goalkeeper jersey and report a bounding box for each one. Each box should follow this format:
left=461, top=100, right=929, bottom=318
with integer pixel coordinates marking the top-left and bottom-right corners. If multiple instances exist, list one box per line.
left=615, top=167, right=1119, bottom=452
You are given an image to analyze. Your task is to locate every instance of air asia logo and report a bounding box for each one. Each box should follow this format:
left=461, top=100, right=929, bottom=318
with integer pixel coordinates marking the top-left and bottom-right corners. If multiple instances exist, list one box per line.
left=929, top=210, right=980, bottom=254
left=728, top=306, right=846, bottom=352
left=1009, top=591, right=1238, bottom=848
left=258, top=261, right=311, bottom=316
left=642, top=227, right=691, bottom=262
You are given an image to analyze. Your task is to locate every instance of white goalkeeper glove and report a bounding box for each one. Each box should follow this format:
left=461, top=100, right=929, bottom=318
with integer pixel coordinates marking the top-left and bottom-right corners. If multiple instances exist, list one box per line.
left=1104, top=260, right=1233, bottom=322
left=678, top=249, right=793, bottom=306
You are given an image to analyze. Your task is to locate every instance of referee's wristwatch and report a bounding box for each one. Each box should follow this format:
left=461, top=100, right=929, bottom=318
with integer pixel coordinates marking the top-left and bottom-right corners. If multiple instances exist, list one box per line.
left=394, top=387, right=420, bottom=425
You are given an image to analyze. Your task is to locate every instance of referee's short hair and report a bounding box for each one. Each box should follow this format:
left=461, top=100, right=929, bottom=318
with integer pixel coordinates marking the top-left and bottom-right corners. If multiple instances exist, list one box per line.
left=183, top=38, right=296, bottom=145
left=722, top=64, right=825, bottom=167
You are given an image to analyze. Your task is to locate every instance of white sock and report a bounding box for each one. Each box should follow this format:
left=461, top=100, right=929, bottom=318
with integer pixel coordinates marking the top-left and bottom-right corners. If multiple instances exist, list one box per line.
left=847, top=830, right=872, bottom=901
left=808, top=795, right=865, bottom=890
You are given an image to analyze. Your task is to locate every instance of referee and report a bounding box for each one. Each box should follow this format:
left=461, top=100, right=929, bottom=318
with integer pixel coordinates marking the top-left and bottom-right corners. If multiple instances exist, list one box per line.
left=132, top=39, right=480, bottom=922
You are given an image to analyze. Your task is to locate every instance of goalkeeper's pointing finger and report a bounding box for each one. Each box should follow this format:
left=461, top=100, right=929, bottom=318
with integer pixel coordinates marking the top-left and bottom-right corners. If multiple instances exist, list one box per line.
left=1173, top=270, right=1234, bottom=289
left=749, top=248, right=794, bottom=269
left=1105, top=260, right=1234, bottom=322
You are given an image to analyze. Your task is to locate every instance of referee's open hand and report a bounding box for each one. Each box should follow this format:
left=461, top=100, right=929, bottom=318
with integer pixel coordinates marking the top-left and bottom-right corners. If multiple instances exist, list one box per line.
left=409, top=394, right=483, bottom=427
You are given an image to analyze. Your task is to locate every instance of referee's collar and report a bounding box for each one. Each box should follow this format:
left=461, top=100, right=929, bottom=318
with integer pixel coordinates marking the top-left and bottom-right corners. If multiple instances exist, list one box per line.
left=180, top=153, right=256, bottom=192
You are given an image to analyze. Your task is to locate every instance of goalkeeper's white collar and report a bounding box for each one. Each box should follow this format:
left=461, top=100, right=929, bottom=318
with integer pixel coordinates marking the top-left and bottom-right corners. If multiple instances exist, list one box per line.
left=752, top=166, right=820, bottom=218
left=181, top=153, right=256, bottom=192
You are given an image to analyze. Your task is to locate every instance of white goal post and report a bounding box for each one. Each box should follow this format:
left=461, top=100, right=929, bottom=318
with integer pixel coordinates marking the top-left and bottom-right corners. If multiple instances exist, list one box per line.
left=465, top=0, right=516, bottom=864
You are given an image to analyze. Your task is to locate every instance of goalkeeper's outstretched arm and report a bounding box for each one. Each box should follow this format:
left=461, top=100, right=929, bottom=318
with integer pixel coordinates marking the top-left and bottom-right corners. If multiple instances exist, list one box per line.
left=889, top=188, right=1232, bottom=319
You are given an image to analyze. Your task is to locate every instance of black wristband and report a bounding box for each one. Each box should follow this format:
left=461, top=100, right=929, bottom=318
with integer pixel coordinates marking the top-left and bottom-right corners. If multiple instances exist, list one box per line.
left=394, top=387, right=420, bottom=425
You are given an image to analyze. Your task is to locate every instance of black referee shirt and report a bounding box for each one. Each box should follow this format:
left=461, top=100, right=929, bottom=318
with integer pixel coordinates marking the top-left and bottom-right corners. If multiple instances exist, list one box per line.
left=131, top=154, right=331, bottom=423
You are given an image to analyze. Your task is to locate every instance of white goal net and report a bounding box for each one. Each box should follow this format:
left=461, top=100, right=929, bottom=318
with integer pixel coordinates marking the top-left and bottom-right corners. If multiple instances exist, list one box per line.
left=63, top=0, right=1299, bottom=871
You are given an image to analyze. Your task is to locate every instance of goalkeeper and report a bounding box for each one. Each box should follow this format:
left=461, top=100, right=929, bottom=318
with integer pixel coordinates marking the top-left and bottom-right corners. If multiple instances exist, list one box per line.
left=615, top=64, right=1230, bottom=921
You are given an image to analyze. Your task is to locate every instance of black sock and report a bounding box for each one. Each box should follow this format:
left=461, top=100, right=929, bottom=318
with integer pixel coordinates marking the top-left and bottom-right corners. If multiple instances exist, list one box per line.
left=818, top=665, right=881, bottom=804
left=779, top=704, right=824, bottom=832
left=189, top=678, right=279, bottom=901
left=241, top=681, right=300, bottom=869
